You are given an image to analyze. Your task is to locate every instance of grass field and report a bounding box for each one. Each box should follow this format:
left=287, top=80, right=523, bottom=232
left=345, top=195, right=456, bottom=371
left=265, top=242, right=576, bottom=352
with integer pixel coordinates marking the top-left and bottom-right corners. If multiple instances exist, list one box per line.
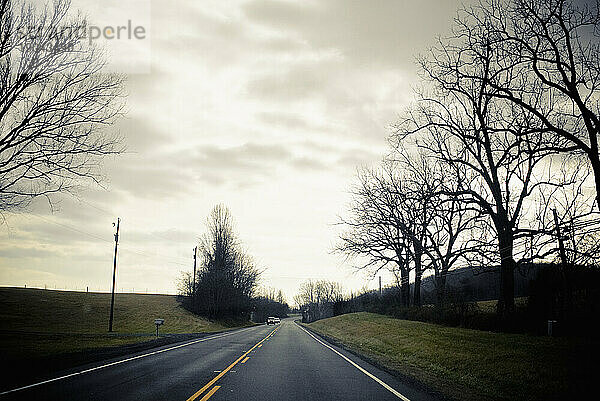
left=307, top=312, right=597, bottom=401
left=0, top=287, right=249, bottom=359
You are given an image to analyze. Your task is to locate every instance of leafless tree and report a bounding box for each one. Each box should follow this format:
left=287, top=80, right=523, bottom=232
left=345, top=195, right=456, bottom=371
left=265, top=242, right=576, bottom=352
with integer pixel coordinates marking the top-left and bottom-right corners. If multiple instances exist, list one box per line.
left=296, top=279, right=343, bottom=306
left=337, top=149, right=477, bottom=307
left=295, top=279, right=343, bottom=321
left=388, top=154, right=434, bottom=307
left=253, top=287, right=289, bottom=322
left=396, top=24, right=580, bottom=317
left=450, top=0, right=600, bottom=207
left=177, top=271, right=193, bottom=297
left=0, top=0, right=124, bottom=213
left=334, top=164, right=414, bottom=306
left=392, top=146, right=480, bottom=306
left=536, top=159, right=600, bottom=267
left=192, top=204, right=260, bottom=319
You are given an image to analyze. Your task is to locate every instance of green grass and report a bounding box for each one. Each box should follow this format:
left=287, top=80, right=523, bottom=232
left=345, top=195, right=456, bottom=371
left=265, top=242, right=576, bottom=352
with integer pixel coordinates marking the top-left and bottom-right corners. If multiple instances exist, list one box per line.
left=0, top=287, right=249, bottom=359
left=475, top=297, right=528, bottom=313
left=307, top=312, right=597, bottom=401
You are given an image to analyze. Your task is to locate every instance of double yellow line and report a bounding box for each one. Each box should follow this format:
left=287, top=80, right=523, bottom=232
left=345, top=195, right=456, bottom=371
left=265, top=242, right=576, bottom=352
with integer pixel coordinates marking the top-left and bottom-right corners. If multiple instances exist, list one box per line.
left=186, top=326, right=279, bottom=401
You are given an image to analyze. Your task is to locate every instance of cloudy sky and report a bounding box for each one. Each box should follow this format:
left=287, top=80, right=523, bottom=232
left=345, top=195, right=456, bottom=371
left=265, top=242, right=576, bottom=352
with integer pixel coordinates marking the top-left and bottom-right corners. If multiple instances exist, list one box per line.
left=0, top=0, right=466, bottom=302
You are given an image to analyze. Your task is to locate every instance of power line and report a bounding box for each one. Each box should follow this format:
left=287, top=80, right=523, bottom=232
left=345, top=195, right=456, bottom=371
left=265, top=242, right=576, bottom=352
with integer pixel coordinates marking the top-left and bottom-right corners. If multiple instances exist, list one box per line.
left=23, top=212, right=112, bottom=244
left=18, top=212, right=190, bottom=267
left=76, top=197, right=195, bottom=245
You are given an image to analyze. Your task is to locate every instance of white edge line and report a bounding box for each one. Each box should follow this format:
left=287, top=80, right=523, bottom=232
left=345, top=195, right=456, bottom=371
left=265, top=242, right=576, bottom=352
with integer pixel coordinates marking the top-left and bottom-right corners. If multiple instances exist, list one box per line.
left=296, top=323, right=411, bottom=401
left=0, top=326, right=259, bottom=396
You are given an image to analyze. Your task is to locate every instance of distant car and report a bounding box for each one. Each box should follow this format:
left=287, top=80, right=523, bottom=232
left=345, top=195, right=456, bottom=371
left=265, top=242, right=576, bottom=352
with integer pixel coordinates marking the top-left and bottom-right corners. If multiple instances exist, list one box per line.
left=266, top=316, right=280, bottom=325
left=274, top=317, right=280, bottom=324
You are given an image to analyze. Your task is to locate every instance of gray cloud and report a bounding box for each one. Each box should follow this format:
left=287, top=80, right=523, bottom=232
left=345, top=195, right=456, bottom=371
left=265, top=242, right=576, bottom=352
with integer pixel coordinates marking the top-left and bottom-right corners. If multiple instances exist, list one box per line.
left=291, top=156, right=328, bottom=171
left=243, top=0, right=462, bottom=69
left=105, top=161, right=192, bottom=200
left=0, top=246, right=58, bottom=260
left=124, top=228, right=197, bottom=245
left=256, top=111, right=326, bottom=133
left=335, top=148, right=382, bottom=169
left=116, top=115, right=171, bottom=153
left=245, top=62, right=330, bottom=103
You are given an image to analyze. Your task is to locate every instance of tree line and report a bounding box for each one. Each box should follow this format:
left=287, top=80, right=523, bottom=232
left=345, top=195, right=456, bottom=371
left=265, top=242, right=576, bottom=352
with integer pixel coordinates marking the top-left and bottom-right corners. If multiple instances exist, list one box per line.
left=336, top=0, right=600, bottom=321
left=294, top=279, right=343, bottom=322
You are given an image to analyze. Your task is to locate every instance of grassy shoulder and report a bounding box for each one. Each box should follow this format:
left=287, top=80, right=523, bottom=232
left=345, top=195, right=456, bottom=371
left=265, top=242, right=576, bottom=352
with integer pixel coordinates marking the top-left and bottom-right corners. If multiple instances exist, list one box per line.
left=306, top=312, right=596, bottom=401
left=0, top=287, right=251, bottom=359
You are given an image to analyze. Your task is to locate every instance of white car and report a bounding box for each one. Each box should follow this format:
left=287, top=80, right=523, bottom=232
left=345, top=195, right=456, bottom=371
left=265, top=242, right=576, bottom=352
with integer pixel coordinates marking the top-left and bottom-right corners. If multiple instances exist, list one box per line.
left=266, top=316, right=280, bottom=325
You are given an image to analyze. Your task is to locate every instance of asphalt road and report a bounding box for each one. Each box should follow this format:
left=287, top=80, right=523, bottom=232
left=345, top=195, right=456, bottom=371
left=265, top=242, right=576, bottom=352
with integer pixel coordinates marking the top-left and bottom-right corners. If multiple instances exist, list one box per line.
left=1, top=318, right=440, bottom=401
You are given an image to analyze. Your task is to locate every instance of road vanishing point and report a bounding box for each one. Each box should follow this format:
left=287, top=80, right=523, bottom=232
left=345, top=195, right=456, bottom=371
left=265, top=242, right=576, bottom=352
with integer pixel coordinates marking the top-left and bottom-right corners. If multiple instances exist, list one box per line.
left=1, top=318, right=440, bottom=401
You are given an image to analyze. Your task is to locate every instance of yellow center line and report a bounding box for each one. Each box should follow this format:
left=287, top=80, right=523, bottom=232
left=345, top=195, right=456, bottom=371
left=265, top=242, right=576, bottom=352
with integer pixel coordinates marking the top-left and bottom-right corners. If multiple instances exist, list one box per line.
left=241, top=357, right=249, bottom=364
left=185, top=326, right=279, bottom=401
left=199, top=386, right=220, bottom=401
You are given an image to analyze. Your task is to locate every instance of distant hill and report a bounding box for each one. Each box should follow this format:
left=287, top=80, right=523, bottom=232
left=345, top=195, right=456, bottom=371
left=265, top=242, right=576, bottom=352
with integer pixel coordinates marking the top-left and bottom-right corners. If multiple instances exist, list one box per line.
left=0, top=287, right=247, bottom=361
left=0, top=286, right=230, bottom=335
left=418, top=264, right=544, bottom=303
left=0, top=287, right=255, bottom=388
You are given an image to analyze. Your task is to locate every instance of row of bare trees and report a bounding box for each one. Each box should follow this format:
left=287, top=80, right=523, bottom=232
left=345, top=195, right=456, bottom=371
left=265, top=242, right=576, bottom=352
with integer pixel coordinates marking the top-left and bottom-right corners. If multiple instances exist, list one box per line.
left=336, top=0, right=600, bottom=320
left=294, top=279, right=343, bottom=322
left=252, top=287, right=289, bottom=322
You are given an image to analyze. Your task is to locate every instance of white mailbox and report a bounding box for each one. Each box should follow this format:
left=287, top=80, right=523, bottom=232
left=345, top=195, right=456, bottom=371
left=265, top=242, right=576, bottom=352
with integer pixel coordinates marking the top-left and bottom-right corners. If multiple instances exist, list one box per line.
left=154, top=318, right=165, bottom=337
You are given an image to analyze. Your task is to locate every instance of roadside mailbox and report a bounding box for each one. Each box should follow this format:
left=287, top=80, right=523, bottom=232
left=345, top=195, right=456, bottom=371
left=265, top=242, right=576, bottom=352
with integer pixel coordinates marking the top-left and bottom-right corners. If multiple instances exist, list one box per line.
left=154, top=318, right=165, bottom=337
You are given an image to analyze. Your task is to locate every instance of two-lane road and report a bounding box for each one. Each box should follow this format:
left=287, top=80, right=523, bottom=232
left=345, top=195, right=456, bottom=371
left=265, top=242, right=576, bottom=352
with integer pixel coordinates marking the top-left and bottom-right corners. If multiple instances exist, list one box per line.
left=1, top=319, right=439, bottom=401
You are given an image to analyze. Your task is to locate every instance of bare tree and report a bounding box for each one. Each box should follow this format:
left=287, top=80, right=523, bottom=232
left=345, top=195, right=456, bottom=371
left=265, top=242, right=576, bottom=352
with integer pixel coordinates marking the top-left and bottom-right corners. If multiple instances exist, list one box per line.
left=192, top=204, right=260, bottom=319
left=452, top=0, right=600, bottom=207
left=389, top=154, right=434, bottom=307
left=296, top=279, right=343, bottom=321
left=0, top=0, right=124, bottom=212
left=253, top=287, right=289, bottom=322
left=335, top=165, right=413, bottom=306
left=392, top=146, right=479, bottom=306
left=296, top=279, right=343, bottom=306
left=396, top=27, right=577, bottom=317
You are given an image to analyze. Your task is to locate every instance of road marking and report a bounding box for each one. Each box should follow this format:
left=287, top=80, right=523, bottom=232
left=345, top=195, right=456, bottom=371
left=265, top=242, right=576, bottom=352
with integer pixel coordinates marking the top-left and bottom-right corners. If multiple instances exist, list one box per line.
left=0, top=326, right=261, bottom=396
left=258, top=344, right=262, bottom=348
left=241, top=357, right=249, bottom=364
left=296, top=323, right=411, bottom=401
left=199, top=386, right=220, bottom=401
left=186, top=327, right=279, bottom=401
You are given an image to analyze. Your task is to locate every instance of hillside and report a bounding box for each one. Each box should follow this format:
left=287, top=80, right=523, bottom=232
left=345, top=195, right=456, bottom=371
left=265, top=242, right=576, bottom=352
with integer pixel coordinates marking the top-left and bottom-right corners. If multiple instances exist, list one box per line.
left=0, top=287, right=243, bottom=359
left=306, top=312, right=596, bottom=401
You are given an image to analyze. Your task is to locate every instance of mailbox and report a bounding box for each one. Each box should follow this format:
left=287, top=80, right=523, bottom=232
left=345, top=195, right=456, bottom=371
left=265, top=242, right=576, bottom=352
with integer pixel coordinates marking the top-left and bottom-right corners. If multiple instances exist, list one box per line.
left=154, top=318, right=165, bottom=337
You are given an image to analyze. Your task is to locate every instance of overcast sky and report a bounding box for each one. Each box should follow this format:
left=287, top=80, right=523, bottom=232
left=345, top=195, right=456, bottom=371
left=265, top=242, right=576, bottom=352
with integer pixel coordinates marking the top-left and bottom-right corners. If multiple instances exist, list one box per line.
left=0, top=0, right=466, bottom=302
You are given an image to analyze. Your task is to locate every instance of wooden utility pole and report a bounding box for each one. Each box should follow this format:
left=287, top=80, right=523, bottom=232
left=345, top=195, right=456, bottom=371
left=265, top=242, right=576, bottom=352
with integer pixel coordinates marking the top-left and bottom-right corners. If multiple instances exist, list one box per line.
left=108, top=218, right=120, bottom=332
left=553, top=209, right=572, bottom=318
left=553, top=210, right=568, bottom=270
left=192, top=246, right=197, bottom=296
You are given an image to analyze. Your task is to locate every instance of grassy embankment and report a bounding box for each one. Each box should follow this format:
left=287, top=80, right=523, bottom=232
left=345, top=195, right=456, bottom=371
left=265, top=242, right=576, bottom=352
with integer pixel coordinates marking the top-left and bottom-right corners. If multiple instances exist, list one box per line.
left=0, top=287, right=249, bottom=359
left=307, top=312, right=597, bottom=401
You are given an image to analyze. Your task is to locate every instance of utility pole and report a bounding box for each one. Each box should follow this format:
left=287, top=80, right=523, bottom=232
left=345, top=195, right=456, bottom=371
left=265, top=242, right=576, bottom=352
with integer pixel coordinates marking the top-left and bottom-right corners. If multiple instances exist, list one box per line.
left=192, top=246, right=197, bottom=296
left=553, top=210, right=568, bottom=270
left=553, top=209, right=572, bottom=321
left=379, top=276, right=382, bottom=297
left=109, top=218, right=120, bottom=332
